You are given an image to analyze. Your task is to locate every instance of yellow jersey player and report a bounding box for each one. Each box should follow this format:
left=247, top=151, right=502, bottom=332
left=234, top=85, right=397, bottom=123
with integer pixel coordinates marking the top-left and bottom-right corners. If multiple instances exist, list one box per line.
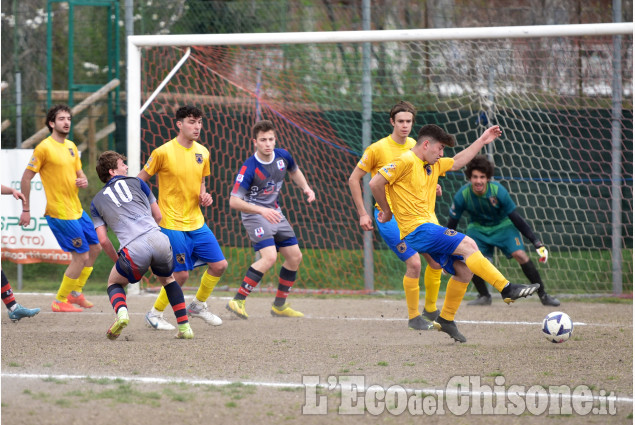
left=348, top=101, right=442, bottom=331
left=19, top=104, right=101, bottom=313
left=370, top=124, right=539, bottom=343
left=139, top=105, right=227, bottom=330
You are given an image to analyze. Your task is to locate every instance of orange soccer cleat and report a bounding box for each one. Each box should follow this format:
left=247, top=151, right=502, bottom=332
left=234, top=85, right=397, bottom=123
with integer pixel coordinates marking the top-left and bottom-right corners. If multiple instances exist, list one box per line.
left=51, top=300, right=83, bottom=313
left=67, top=292, right=94, bottom=308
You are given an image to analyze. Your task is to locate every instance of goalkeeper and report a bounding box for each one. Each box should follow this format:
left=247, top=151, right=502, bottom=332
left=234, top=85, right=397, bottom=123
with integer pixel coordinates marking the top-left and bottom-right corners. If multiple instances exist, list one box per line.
left=446, top=155, right=560, bottom=307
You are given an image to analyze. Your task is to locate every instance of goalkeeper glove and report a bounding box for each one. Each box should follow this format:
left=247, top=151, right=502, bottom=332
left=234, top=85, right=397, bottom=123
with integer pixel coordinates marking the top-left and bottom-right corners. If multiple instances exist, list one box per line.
left=535, top=245, right=548, bottom=264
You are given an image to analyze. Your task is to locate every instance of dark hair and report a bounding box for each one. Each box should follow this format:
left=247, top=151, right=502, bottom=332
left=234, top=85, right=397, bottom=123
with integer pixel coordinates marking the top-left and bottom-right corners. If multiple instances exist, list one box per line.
left=46, top=104, right=72, bottom=133
left=416, top=124, right=455, bottom=147
left=464, top=154, right=494, bottom=180
left=175, top=105, right=203, bottom=121
left=389, top=101, right=416, bottom=121
left=96, top=150, right=127, bottom=183
left=252, top=119, right=275, bottom=140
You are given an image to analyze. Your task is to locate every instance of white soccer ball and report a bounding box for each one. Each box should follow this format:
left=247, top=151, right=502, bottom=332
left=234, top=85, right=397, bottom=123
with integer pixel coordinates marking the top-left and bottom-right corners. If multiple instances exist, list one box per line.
left=541, top=311, right=573, bottom=343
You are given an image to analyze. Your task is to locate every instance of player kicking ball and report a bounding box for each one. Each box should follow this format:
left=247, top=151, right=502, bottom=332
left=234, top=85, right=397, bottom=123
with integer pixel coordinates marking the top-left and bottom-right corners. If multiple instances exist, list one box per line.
left=226, top=120, right=315, bottom=319
left=91, top=151, right=193, bottom=340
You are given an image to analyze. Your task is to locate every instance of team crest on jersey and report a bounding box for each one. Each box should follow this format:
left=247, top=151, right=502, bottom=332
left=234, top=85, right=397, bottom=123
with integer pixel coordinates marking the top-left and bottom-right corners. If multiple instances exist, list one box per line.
left=444, top=229, right=458, bottom=236
left=195, top=153, right=203, bottom=164
left=176, top=253, right=186, bottom=264
left=71, top=238, right=82, bottom=248
left=255, top=227, right=264, bottom=238
left=358, top=154, right=368, bottom=167
left=277, top=159, right=285, bottom=171
left=69, top=148, right=75, bottom=157
left=396, top=242, right=407, bottom=253
left=489, top=197, right=499, bottom=207
left=236, top=174, right=244, bottom=183
left=28, top=156, right=37, bottom=167
left=424, top=164, right=432, bottom=175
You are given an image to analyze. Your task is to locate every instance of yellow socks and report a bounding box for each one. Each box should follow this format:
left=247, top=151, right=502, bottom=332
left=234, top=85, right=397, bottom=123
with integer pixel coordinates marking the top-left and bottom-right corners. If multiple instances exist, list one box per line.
left=440, top=277, right=469, bottom=321
left=74, top=266, right=94, bottom=292
left=423, top=266, right=442, bottom=313
left=195, top=271, right=221, bottom=303
left=56, top=275, right=79, bottom=303
left=402, top=276, right=420, bottom=319
left=465, top=251, right=508, bottom=292
left=153, top=287, right=170, bottom=312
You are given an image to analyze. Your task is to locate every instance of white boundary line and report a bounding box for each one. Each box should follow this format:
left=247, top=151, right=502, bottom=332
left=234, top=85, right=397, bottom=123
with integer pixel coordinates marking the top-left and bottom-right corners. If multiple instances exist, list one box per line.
left=3, top=372, right=632, bottom=405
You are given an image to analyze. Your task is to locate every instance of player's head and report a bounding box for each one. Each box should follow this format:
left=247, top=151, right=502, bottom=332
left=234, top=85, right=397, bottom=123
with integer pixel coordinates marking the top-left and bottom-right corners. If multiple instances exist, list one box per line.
left=389, top=101, right=416, bottom=138
left=465, top=155, right=494, bottom=180
left=175, top=105, right=203, bottom=141
left=46, top=104, right=72, bottom=134
left=465, top=155, right=494, bottom=195
left=252, top=120, right=276, bottom=158
left=96, top=150, right=128, bottom=183
left=416, top=124, right=455, bottom=164
left=252, top=119, right=275, bottom=140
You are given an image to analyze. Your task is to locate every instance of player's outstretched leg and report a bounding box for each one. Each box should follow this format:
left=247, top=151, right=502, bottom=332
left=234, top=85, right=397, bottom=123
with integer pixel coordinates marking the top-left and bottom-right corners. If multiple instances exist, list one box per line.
left=164, top=281, right=194, bottom=339
left=500, top=283, right=540, bottom=305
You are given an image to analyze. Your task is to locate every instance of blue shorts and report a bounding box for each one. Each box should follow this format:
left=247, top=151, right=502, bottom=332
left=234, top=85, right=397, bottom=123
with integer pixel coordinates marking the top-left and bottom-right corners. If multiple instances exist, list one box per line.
left=374, top=208, right=417, bottom=262
left=467, top=224, right=524, bottom=259
left=161, top=225, right=225, bottom=272
left=404, top=223, right=466, bottom=275
left=46, top=211, right=99, bottom=254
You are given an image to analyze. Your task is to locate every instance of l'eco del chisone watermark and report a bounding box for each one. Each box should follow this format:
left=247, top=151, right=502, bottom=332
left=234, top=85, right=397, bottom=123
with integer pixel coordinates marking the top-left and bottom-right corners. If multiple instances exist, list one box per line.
left=302, top=375, right=620, bottom=416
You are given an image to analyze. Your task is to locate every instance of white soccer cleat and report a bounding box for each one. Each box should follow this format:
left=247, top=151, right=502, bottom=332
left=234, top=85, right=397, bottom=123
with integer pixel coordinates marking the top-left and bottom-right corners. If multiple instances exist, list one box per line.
left=187, top=300, right=222, bottom=326
left=145, top=308, right=176, bottom=331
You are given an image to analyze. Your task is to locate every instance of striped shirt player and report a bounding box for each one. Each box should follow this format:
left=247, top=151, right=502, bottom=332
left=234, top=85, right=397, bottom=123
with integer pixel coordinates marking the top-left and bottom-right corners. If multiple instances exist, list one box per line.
left=370, top=124, right=539, bottom=343
left=446, top=155, right=560, bottom=307
left=226, top=119, right=315, bottom=320
left=139, top=105, right=227, bottom=330
left=19, top=104, right=101, bottom=313
left=92, top=151, right=193, bottom=340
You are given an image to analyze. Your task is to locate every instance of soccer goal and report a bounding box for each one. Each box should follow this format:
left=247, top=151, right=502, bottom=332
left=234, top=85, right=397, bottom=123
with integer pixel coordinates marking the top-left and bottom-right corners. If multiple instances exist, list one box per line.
left=126, top=23, right=633, bottom=295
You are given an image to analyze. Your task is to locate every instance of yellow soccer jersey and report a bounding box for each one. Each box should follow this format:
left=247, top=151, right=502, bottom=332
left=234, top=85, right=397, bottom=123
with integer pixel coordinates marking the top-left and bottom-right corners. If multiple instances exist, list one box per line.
left=379, top=151, right=454, bottom=239
left=357, top=135, right=415, bottom=210
left=143, top=138, right=211, bottom=231
left=26, top=136, right=83, bottom=220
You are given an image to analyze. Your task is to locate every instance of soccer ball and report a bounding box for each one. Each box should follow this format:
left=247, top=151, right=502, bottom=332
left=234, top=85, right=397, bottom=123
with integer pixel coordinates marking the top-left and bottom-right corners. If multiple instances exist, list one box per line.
left=541, top=311, right=573, bottom=343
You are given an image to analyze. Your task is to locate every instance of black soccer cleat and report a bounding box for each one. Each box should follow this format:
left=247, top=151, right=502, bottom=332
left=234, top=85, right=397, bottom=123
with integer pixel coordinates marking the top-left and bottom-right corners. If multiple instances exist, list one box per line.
left=422, top=308, right=440, bottom=322
left=501, top=283, right=539, bottom=305
left=408, top=315, right=434, bottom=330
left=433, top=317, right=466, bottom=343
left=539, top=293, right=561, bottom=306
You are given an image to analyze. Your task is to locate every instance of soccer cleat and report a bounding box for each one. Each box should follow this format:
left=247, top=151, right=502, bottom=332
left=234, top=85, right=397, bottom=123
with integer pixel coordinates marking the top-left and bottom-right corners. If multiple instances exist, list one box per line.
left=467, top=294, right=492, bottom=306
left=106, top=309, right=130, bottom=340
left=271, top=303, right=304, bottom=318
left=145, top=310, right=176, bottom=330
left=539, top=293, right=561, bottom=307
left=500, top=283, right=540, bottom=305
left=226, top=298, right=248, bottom=319
left=51, top=300, right=83, bottom=313
left=422, top=308, right=440, bottom=322
left=408, top=315, right=434, bottom=330
left=175, top=323, right=194, bottom=339
left=67, top=292, right=94, bottom=308
left=433, top=317, right=467, bottom=343
left=8, top=304, right=40, bottom=322
left=187, top=301, right=222, bottom=326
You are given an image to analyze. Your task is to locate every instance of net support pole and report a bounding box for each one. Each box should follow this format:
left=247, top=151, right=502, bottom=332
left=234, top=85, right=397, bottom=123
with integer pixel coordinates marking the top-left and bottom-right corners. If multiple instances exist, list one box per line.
left=361, top=0, right=374, bottom=291
left=610, top=0, right=623, bottom=295
left=127, top=37, right=142, bottom=176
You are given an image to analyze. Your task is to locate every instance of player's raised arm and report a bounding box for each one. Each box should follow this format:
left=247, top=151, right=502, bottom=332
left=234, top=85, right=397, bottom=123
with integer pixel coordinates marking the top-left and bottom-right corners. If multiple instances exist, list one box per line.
left=451, top=125, right=502, bottom=171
